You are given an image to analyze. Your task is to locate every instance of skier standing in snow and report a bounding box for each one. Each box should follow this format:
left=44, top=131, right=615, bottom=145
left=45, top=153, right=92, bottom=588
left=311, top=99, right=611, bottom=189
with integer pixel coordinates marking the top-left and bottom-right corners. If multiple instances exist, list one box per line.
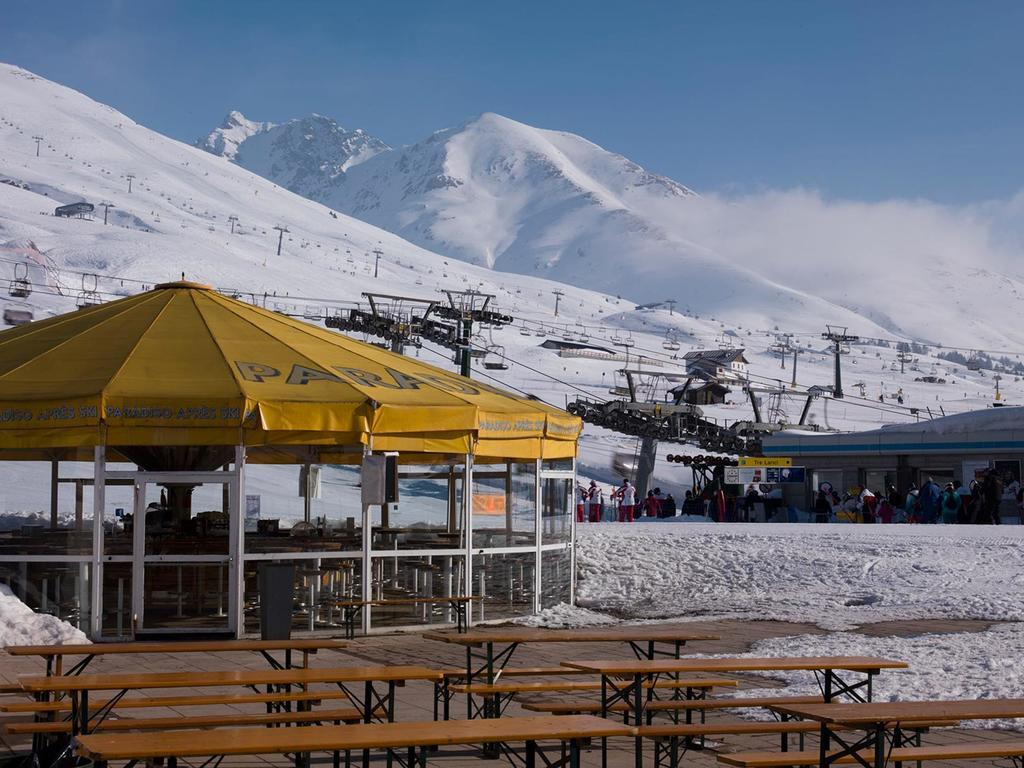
left=643, top=490, right=660, bottom=518
left=940, top=482, right=960, bottom=524
left=919, top=477, right=942, bottom=523
left=615, top=478, right=636, bottom=523
left=711, top=483, right=727, bottom=522
left=662, top=493, right=677, bottom=518
left=813, top=490, right=832, bottom=523
left=587, top=480, right=602, bottom=523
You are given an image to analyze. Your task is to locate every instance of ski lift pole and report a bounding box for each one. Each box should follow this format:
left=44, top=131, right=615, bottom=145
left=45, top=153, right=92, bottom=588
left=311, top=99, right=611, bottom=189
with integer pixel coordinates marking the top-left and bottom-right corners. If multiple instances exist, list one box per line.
left=459, top=315, right=473, bottom=379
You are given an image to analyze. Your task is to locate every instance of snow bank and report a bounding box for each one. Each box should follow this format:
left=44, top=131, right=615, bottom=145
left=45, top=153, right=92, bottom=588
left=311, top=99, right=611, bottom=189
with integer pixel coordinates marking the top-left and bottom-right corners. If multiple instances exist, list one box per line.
left=0, top=584, right=88, bottom=646
left=735, top=625, right=1024, bottom=729
left=514, top=603, right=620, bottom=628
left=576, top=523, right=1024, bottom=629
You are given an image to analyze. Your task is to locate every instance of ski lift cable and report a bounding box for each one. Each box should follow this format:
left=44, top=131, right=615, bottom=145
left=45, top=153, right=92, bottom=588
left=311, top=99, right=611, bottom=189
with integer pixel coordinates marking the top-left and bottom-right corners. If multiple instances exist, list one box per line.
left=462, top=337, right=610, bottom=403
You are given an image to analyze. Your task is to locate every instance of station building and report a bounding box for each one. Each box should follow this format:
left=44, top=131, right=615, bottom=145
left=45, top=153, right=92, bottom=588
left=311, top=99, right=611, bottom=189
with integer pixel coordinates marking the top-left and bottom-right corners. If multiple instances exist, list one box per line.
left=761, top=407, right=1024, bottom=513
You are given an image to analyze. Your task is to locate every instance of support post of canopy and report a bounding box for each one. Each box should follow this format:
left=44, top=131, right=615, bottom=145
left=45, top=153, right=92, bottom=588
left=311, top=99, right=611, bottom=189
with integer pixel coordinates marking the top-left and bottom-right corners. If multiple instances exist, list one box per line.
left=361, top=446, right=372, bottom=635
left=228, top=445, right=246, bottom=637
left=570, top=457, right=578, bottom=606
left=50, top=458, right=59, bottom=530
left=534, top=459, right=542, bottom=615
left=463, top=452, right=474, bottom=626
left=302, top=462, right=312, bottom=523
left=89, top=445, right=106, bottom=640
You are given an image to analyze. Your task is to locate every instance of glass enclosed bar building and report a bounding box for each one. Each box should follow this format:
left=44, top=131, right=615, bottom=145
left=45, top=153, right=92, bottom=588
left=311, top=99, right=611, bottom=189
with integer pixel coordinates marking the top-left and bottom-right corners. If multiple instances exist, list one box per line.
left=0, top=454, right=576, bottom=639
left=0, top=282, right=581, bottom=640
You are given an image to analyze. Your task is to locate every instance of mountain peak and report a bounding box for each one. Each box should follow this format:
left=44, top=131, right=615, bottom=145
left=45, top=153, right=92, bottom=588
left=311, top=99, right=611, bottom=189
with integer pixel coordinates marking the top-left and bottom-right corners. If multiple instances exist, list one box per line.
left=197, top=111, right=275, bottom=159
left=199, top=112, right=390, bottom=201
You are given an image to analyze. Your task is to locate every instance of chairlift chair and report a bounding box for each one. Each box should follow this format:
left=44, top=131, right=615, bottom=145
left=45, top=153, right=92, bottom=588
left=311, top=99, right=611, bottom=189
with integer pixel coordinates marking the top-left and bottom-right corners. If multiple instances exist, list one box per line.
left=608, top=371, right=631, bottom=397
left=483, top=345, right=509, bottom=370
left=469, top=334, right=488, bottom=358
left=519, top=325, right=532, bottom=336
left=8, top=263, right=31, bottom=298
left=662, top=331, right=681, bottom=352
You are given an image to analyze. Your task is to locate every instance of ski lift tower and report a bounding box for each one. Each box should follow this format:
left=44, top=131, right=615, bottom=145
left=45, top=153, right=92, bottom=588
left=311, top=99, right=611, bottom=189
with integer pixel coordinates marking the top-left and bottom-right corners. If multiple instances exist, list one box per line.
left=436, top=289, right=512, bottom=378
left=326, top=292, right=441, bottom=354
left=363, top=292, right=434, bottom=353
left=821, top=325, right=859, bottom=399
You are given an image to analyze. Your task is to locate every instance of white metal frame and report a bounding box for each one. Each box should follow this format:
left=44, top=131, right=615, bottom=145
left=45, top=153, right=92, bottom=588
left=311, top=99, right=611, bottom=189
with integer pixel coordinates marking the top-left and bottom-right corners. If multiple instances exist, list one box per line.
left=126, top=469, right=238, bottom=635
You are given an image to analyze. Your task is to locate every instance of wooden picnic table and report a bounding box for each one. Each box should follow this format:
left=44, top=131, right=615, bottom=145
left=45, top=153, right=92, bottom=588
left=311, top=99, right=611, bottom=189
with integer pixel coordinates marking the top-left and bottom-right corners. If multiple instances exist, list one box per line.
left=425, top=627, right=718, bottom=721
left=19, top=664, right=440, bottom=736
left=562, top=657, right=908, bottom=768
left=770, top=698, right=1024, bottom=768
left=74, top=713, right=635, bottom=768
left=4, top=638, right=348, bottom=676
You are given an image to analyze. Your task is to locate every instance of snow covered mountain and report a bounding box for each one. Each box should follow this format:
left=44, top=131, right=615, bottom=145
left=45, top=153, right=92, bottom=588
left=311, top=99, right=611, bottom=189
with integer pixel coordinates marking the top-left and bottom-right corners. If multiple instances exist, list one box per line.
left=197, top=110, right=275, bottom=160
left=203, top=109, right=1024, bottom=348
left=198, top=112, right=389, bottom=202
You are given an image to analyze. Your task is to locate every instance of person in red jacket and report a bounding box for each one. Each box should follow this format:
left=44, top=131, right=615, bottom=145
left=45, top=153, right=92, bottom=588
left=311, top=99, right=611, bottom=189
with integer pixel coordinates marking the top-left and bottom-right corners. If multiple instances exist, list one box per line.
left=712, top=484, right=726, bottom=522
left=643, top=490, right=661, bottom=517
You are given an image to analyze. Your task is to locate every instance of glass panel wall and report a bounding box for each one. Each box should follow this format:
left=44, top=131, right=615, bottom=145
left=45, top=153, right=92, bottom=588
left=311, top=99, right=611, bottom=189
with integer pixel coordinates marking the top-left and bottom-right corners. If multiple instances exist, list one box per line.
left=472, top=551, right=535, bottom=621
left=473, top=463, right=536, bottom=548
left=245, top=464, right=363, bottom=555
left=141, top=563, right=230, bottom=629
left=541, top=549, right=572, bottom=609
left=370, top=554, right=465, bottom=628
left=242, top=556, right=361, bottom=634
left=541, top=477, right=572, bottom=543
left=0, top=461, right=95, bottom=557
left=0, top=561, right=91, bottom=634
left=100, top=561, right=131, bottom=637
left=373, top=465, right=464, bottom=551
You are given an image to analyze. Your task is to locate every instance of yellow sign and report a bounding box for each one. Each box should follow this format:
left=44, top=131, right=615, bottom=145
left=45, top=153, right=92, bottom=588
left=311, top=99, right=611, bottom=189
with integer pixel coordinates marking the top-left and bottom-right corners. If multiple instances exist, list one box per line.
left=738, top=457, right=793, bottom=468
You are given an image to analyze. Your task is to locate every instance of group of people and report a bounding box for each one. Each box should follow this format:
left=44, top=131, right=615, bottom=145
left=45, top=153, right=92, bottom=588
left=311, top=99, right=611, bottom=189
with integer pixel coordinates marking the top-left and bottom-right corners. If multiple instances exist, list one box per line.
left=812, top=471, right=1020, bottom=524
left=576, top=479, right=726, bottom=522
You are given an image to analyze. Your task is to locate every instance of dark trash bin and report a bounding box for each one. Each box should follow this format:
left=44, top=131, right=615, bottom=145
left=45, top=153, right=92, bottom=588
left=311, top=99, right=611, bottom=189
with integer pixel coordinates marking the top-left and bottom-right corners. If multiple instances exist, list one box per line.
left=258, top=562, right=295, bottom=640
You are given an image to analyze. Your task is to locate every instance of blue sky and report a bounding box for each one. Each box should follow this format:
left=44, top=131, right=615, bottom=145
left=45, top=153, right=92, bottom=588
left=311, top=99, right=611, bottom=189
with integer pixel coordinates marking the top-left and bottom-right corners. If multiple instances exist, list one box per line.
left=4, top=1, right=1022, bottom=203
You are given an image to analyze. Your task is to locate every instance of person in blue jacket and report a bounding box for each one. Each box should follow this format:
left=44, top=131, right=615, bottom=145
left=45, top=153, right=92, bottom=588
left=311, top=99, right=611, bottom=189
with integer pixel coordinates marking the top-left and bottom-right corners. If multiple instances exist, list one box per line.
left=918, top=477, right=942, bottom=523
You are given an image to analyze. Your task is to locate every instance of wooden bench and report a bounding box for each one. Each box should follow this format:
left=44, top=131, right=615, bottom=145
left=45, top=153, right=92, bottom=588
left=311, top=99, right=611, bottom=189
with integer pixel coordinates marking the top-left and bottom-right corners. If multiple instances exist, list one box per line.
left=434, top=665, right=601, bottom=720
left=717, top=739, right=1024, bottom=767
left=0, top=689, right=352, bottom=714
left=454, top=678, right=738, bottom=720
left=18, top=664, right=441, bottom=736
left=335, top=596, right=474, bottom=638
left=73, top=713, right=636, bottom=768
left=523, top=694, right=826, bottom=720
left=451, top=677, right=738, bottom=695
left=640, top=719, right=959, bottom=768
left=4, top=706, right=363, bottom=736
left=5, top=639, right=348, bottom=677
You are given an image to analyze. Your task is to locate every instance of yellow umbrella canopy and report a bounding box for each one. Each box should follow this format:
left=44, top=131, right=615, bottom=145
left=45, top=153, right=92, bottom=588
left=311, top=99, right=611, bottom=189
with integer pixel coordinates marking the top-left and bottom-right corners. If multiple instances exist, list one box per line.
left=0, top=282, right=581, bottom=460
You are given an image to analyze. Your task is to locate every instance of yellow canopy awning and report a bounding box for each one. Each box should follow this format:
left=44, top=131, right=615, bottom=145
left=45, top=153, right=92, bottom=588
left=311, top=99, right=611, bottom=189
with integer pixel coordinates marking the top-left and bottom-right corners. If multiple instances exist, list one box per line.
left=0, top=282, right=581, bottom=460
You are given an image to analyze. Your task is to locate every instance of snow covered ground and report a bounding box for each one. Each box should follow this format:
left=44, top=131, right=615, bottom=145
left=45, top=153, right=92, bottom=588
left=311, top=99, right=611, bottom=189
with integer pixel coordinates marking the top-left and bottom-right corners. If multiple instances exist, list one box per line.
left=574, top=523, right=1024, bottom=630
